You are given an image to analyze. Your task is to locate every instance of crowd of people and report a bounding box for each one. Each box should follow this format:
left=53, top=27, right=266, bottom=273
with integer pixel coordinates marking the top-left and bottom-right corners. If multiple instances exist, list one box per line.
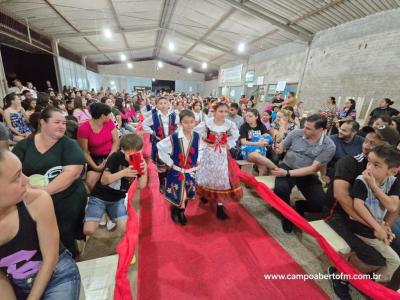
left=0, top=78, right=400, bottom=299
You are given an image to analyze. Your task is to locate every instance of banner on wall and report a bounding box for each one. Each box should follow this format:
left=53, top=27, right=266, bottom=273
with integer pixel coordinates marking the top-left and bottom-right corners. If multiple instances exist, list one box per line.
left=276, top=80, right=286, bottom=91
left=220, top=64, right=243, bottom=85
left=244, top=70, right=255, bottom=84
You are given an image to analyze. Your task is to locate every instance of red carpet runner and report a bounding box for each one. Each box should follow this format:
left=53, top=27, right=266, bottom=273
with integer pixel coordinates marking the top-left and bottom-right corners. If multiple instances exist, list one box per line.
left=136, top=158, right=327, bottom=299
left=115, top=133, right=400, bottom=299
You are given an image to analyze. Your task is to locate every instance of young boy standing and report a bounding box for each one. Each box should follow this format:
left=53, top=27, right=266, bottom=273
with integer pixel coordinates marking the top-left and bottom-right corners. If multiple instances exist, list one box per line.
left=157, top=110, right=200, bottom=225
left=83, top=133, right=148, bottom=236
left=351, top=144, right=400, bottom=283
left=142, top=97, right=178, bottom=189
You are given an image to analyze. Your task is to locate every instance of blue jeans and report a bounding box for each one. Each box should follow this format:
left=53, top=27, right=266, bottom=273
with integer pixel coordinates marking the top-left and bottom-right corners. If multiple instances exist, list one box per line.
left=84, top=196, right=127, bottom=222
left=392, top=217, right=400, bottom=237
left=11, top=250, right=80, bottom=300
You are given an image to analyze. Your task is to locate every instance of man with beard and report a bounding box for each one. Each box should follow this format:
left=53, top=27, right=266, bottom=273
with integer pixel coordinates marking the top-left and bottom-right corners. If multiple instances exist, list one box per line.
left=326, top=125, right=400, bottom=298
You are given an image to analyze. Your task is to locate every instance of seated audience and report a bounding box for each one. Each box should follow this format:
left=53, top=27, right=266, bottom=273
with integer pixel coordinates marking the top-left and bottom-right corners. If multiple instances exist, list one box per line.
left=364, top=98, right=399, bottom=127
left=240, top=109, right=276, bottom=175
left=350, top=145, right=400, bottom=283
left=12, top=107, right=87, bottom=258
left=84, top=133, right=147, bottom=236
left=0, top=123, right=9, bottom=149
left=326, top=125, right=400, bottom=298
left=260, top=110, right=272, bottom=131
left=77, top=103, right=119, bottom=191
left=0, top=149, right=81, bottom=300
left=272, top=114, right=336, bottom=233
left=73, top=97, right=91, bottom=125
left=270, top=108, right=297, bottom=143
left=324, top=120, right=364, bottom=182
left=228, top=103, right=244, bottom=129
left=3, top=93, right=31, bottom=142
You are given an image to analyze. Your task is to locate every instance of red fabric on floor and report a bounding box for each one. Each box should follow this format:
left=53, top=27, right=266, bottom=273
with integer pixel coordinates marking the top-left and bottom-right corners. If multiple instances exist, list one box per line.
left=232, top=162, right=400, bottom=300
left=137, top=157, right=328, bottom=299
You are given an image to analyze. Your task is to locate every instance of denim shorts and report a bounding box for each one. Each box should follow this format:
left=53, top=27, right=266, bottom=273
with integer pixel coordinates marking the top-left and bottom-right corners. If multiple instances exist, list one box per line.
left=84, top=196, right=127, bottom=222
left=11, top=250, right=81, bottom=300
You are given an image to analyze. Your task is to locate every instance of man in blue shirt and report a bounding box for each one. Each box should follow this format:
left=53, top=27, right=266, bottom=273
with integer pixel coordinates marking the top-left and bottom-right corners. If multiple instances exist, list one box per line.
left=325, top=120, right=364, bottom=181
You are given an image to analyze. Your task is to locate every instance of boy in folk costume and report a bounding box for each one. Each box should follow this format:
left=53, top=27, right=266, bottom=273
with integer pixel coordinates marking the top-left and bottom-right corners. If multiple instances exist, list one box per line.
left=142, top=97, right=178, bottom=188
left=195, top=102, right=243, bottom=220
left=157, top=110, right=200, bottom=225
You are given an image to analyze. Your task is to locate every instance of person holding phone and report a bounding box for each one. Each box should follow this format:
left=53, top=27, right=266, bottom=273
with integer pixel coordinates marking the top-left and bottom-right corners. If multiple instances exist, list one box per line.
left=157, top=110, right=200, bottom=225
left=83, top=133, right=148, bottom=237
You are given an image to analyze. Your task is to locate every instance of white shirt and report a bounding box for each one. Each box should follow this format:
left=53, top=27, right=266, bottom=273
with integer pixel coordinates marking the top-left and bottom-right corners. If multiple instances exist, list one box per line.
left=8, top=86, right=29, bottom=95
left=194, top=117, right=239, bottom=149
left=142, top=109, right=177, bottom=136
left=157, top=127, right=196, bottom=167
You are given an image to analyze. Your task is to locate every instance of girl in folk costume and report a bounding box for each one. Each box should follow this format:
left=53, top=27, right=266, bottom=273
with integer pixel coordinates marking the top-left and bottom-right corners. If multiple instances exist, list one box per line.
left=195, top=102, right=242, bottom=220
left=142, top=97, right=178, bottom=187
left=157, top=110, right=200, bottom=225
left=192, top=100, right=206, bottom=125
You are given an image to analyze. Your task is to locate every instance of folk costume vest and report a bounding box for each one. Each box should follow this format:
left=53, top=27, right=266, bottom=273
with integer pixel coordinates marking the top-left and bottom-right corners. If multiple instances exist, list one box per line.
left=164, top=131, right=199, bottom=207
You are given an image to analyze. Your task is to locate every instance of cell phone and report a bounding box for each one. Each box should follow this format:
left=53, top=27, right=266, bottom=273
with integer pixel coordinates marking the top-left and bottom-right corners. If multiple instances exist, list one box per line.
left=129, top=152, right=144, bottom=175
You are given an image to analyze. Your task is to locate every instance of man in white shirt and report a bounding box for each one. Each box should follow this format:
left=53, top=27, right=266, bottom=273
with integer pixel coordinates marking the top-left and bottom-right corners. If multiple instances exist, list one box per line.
left=8, top=79, right=29, bottom=95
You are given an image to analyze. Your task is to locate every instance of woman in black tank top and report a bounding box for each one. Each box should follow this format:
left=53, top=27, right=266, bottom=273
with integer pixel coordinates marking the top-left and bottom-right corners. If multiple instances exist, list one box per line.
left=0, top=150, right=80, bottom=300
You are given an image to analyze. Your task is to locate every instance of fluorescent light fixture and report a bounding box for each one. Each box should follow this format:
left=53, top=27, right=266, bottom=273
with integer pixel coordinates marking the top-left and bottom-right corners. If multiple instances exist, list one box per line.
left=103, top=29, right=112, bottom=38
left=157, top=61, right=163, bottom=68
left=152, top=78, right=156, bottom=82
left=168, top=42, right=175, bottom=51
left=110, top=81, right=115, bottom=85
left=187, top=68, right=192, bottom=74
left=202, top=62, right=208, bottom=69
left=127, top=62, right=133, bottom=69
left=120, top=54, right=127, bottom=61
left=238, top=42, right=245, bottom=53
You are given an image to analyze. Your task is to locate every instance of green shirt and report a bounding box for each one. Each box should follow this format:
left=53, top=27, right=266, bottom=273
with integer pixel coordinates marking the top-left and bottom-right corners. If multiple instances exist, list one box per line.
left=12, top=135, right=86, bottom=202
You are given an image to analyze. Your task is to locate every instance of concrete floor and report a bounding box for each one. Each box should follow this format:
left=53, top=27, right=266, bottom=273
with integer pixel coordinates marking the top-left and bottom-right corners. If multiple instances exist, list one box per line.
left=77, top=185, right=367, bottom=299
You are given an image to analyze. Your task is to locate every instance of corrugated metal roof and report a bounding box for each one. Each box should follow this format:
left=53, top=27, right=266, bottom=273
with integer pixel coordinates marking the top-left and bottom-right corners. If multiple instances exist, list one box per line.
left=0, top=0, right=398, bottom=71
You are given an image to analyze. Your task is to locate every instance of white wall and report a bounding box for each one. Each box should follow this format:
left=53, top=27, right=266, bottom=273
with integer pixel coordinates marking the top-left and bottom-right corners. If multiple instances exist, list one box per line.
left=58, top=57, right=89, bottom=90
left=175, top=80, right=200, bottom=94
left=87, top=70, right=102, bottom=92
left=202, top=79, right=218, bottom=97
left=98, top=60, right=205, bottom=81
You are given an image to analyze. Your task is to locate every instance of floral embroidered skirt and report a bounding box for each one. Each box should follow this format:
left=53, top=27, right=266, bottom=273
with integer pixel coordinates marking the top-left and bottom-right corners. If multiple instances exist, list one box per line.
left=196, top=146, right=242, bottom=202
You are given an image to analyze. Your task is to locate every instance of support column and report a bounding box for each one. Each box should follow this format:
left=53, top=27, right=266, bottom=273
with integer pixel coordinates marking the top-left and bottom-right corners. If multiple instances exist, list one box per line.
left=51, top=38, right=62, bottom=92
left=0, top=48, right=8, bottom=104
left=81, top=56, right=89, bottom=90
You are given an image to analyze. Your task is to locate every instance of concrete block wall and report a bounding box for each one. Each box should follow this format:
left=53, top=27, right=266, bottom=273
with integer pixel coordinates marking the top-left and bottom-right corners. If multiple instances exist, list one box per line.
left=229, top=8, right=400, bottom=117
left=299, top=8, right=400, bottom=114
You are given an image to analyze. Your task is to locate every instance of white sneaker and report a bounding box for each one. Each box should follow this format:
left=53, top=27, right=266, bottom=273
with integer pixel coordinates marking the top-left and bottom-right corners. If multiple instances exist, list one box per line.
left=106, top=220, right=117, bottom=231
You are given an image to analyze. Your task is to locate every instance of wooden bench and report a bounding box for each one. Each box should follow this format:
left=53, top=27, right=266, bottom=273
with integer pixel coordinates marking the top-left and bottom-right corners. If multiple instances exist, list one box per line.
left=77, top=255, right=119, bottom=300
left=309, top=220, right=351, bottom=254
left=254, top=175, right=275, bottom=189
left=236, top=159, right=254, bottom=174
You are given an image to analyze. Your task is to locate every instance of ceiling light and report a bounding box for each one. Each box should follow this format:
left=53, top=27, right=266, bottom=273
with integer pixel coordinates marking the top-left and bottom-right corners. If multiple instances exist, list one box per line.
left=157, top=61, right=163, bottom=68
left=202, top=62, right=208, bottom=69
left=120, top=54, right=127, bottom=61
left=168, top=42, right=175, bottom=51
left=110, top=81, right=115, bottom=85
left=238, top=42, right=246, bottom=53
left=127, top=62, right=133, bottom=69
left=104, top=29, right=112, bottom=38
left=187, top=68, right=192, bottom=74
left=152, top=78, right=156, bottom=82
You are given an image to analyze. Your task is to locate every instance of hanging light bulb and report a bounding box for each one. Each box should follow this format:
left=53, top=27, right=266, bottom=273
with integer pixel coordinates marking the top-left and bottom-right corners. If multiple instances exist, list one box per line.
left=127, top=62, right=133, bottom=69
left=202, top=62, right=208, bottom=69
left=103, top=29, right=112, bottom=38
left=187, top=68, right=193, bottom=74
left=120, top=54, right=127, bottom=61
left=168, top=41, right=175, bottom=52
left=238, top=42, right=246, bottom=53
left=157, top=61, right=163, bottom=68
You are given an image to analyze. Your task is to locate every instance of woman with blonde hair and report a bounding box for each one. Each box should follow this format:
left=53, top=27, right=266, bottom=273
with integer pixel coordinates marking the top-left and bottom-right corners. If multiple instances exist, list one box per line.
left=270, top=108, right=297, bottom=143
